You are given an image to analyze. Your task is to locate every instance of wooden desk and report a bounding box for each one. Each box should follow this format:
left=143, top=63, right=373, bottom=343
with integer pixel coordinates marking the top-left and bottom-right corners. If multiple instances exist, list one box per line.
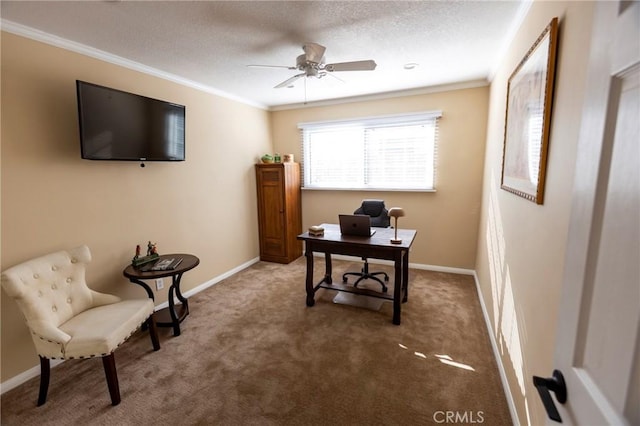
left=123, top=254, right=199, bottom=336
left=297, top=224, right=417, bottom=325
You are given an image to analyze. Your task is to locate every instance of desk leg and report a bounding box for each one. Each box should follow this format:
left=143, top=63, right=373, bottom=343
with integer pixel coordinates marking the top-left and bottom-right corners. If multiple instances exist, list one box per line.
left=402, top=249, right=409, bottom=303
left=324, top=253, right=333, bottom=284
left=305, top=248, right=315, bottom=307
left=393, top=256, right=402, bottom=325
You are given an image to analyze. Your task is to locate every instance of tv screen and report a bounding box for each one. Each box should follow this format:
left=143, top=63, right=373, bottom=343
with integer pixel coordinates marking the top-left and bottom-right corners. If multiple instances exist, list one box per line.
left=76, top=80, right=185, bottom=161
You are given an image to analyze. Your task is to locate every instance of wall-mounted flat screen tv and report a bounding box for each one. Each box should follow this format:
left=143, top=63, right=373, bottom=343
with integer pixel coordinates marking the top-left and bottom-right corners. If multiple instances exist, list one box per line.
left=76, top=80, right=185, bottom=162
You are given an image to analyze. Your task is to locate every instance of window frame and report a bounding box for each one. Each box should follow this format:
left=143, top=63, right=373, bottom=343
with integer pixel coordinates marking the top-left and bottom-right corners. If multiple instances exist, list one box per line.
left=298, top=111, right=442, bottom=192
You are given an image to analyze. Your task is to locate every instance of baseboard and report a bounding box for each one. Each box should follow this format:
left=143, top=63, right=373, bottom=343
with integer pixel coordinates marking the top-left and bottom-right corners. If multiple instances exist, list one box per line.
left=1, top=359, right=64, bottom=395
left=472, top=271, right=520, bottom=426
left=409, top=262, right=475, bottom=276
left=0, top=257, right=261, bottom=395
left=318, top=253, right=475, bottom=276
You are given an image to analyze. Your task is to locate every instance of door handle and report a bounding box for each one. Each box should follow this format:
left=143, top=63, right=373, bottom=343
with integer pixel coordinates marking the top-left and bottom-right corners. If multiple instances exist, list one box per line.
left=533, top=370, right=567, bottom=423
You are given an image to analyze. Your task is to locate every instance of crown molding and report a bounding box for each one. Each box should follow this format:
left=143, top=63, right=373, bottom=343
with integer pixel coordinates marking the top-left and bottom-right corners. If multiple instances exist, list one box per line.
left=269, top=79, right=490, bottom=111
left=0, top=19, right=268, bottom=110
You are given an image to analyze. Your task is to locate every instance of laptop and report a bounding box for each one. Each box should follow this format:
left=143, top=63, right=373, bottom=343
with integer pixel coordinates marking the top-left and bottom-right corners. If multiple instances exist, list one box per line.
left=339, top=214, right=376, bottom=237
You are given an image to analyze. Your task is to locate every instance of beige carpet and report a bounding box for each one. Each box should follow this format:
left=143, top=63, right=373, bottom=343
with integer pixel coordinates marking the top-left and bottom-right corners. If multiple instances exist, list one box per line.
left=1, top=258, right=511, bottom=425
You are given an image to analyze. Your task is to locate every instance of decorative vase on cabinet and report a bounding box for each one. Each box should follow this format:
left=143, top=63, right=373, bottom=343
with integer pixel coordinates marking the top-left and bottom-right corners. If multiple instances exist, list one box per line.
left=255, top=162, right=302, bottom=263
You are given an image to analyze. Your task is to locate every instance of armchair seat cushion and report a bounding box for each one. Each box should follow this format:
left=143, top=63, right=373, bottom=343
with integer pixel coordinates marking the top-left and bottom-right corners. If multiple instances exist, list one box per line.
left=59, top=299, right=154, bottom=359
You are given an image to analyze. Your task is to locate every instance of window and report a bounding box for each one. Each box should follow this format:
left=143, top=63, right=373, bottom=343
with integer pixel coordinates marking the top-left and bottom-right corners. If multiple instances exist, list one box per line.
left=299, top=111, right=441, bottom=191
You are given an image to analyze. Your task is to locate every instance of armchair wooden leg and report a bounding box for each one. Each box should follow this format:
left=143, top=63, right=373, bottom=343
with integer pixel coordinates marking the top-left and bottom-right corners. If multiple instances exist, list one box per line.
left=147, top=314, right=160, bottom=351
left=102, top=353, right=121, bottom=406
left=37, top=356, right=50, bottom=406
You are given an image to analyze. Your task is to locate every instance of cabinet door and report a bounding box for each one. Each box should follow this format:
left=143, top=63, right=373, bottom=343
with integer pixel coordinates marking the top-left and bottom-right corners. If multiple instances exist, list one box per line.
left=257, top=168, right=286, bottom=257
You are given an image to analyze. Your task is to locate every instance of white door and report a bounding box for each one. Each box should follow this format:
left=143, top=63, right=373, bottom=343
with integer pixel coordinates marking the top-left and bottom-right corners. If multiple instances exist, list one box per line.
left=542, top=1, right=640, bottom=424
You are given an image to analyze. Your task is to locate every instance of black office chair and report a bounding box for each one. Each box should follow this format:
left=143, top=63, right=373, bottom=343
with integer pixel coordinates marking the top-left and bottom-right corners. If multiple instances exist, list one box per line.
left=342, top=199, right=390, bottom=292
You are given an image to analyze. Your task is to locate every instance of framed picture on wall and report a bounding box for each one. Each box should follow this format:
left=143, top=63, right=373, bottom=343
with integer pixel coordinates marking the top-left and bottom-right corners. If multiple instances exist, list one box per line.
left=501, top=17, right=559, bottom=204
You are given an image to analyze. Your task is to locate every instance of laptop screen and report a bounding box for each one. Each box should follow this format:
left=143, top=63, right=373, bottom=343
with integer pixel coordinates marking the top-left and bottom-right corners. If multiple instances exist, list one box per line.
left=339, top=214, right=376, bottom=237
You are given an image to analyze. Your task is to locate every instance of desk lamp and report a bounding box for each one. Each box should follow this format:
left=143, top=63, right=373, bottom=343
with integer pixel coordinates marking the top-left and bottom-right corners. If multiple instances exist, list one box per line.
left=388, top=207, right=406, bottom=244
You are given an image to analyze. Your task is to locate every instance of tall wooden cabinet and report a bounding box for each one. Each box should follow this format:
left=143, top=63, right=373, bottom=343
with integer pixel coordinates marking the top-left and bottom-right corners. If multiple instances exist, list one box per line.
left=255, top=162, right=302, bottom=263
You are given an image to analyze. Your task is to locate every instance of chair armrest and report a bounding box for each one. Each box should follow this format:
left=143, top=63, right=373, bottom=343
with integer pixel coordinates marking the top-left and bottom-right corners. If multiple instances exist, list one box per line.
left=27, top=320, right=71, bottom=345
left=90, top=290, right=121, bottom=307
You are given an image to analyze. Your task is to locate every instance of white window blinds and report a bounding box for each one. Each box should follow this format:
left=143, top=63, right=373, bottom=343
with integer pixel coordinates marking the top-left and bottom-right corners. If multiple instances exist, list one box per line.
left=299, top=111, right=441, bottom=190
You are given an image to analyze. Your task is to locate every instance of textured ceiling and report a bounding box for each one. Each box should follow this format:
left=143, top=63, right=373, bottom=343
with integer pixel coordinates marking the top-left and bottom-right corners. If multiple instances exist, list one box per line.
left=1, top=1, right=529, bottom=109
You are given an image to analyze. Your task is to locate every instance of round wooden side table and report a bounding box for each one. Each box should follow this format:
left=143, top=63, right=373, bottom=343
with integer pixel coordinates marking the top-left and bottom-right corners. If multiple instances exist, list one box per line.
left=123, top=254, right=199, bottom=336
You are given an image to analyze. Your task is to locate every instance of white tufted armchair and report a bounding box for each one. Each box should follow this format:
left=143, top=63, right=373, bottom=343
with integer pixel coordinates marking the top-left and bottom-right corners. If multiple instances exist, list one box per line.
left=1, top=245, right=160, bottom=406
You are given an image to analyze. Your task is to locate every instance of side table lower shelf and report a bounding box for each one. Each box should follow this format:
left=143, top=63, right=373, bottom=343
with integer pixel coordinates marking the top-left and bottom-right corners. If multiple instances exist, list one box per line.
left=155, top=302, right=189, bottom=335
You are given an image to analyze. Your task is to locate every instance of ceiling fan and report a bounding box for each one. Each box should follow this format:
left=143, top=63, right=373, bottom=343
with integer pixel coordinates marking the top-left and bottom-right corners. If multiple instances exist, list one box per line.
left=248, top=43, right=377, bottom=88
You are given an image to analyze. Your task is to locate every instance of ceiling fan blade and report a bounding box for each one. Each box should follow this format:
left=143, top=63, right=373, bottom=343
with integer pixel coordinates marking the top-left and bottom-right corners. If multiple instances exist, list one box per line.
left=324, top=60, right=377, bottom=72
left=274, top=73, right=305, bottom=89
left=302, top=43, right=326, bottom=63
left=247, top=64, right=297, bottom=70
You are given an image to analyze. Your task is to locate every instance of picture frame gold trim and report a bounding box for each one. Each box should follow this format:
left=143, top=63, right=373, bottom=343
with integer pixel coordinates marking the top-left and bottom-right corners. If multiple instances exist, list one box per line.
left=501, top=17, right=559, bottom=204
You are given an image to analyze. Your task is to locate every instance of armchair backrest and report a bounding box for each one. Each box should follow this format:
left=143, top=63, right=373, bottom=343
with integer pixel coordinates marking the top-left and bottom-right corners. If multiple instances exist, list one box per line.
left=1, top=245, right=98, bottom=330
left=354, top=199, right=390, bottom=228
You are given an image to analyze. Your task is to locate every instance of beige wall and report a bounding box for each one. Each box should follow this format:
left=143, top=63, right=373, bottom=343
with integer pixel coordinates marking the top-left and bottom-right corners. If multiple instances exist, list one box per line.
left=0, top=32, right=272, bottom=381
left=475, top=1, right=595, bottom=424
left=271, top=86, right=489, bottom=269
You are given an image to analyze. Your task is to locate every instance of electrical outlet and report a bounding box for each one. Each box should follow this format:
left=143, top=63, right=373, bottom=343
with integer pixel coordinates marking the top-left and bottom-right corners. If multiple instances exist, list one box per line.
left=155, top=278, right=164, bottom=291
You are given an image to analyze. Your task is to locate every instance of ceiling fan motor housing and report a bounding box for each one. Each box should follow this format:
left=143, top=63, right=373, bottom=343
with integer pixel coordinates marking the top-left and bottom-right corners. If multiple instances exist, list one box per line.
left=296, top=54, right=321, bottom=77
left=259, top=43, right=376, bottom=88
